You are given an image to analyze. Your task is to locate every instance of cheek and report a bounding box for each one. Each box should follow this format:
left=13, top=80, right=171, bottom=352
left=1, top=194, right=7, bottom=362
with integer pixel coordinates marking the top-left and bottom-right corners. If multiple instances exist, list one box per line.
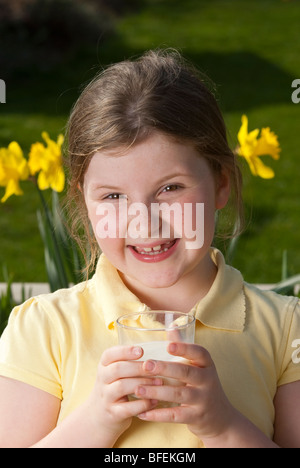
left=96, top=236, right=123, bottom=255
left=87, top=201, right=123, bottom=240
left=179, top=191, right=216, bottom=249
left=180, top=191, right=215, bottom=226
left=86, top=203, right=126, bottom=260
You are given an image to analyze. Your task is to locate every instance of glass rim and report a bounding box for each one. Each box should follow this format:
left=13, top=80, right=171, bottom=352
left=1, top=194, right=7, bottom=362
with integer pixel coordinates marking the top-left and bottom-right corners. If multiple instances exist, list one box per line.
left=116, top=311, right=195, bottom=332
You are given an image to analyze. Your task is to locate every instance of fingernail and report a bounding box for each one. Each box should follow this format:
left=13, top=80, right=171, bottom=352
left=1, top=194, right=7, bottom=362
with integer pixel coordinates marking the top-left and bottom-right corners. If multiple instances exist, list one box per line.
left=144, top=360, right=156, bottom=371
left=137, top=386, right=146, bottom=396
left=132, top=346, right=142, bottom=357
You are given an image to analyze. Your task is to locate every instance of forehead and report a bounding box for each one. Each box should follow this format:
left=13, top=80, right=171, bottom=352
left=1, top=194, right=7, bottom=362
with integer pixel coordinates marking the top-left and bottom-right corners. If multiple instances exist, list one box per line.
left=84, top=132, right=204, bottom=183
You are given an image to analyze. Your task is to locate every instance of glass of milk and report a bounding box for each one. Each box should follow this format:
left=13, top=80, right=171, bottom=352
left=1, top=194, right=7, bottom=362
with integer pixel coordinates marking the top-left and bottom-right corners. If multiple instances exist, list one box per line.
left=116, top=311, right=195, bottom=406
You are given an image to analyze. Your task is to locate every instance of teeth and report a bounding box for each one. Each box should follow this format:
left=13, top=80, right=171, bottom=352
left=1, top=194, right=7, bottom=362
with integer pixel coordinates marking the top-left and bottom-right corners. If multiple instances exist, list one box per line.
left=134, top=241, right=175, bottom=255
left=141, top=249, right=167, bottom=255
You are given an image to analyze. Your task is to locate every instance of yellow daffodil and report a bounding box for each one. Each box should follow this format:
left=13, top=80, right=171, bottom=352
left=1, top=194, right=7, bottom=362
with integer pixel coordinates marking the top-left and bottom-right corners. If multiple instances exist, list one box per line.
left=237, top=115, right=281, bottom=179
left=28, top=132, right=65, bottom=192
left=0, top=142, right=29, bottom=203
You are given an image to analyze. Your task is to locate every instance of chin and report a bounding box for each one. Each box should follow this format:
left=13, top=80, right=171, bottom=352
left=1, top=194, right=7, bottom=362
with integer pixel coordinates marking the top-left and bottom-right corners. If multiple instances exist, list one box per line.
left=133, top=268, right=183, bottom=290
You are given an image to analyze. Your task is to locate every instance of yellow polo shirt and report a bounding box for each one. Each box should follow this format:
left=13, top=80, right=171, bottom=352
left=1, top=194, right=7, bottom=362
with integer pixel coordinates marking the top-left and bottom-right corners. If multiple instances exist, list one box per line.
left=0, top=248, right=300, bottom=448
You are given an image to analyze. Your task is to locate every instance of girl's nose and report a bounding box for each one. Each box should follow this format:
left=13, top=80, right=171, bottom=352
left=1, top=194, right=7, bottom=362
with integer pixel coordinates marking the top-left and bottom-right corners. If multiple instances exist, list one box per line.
left=127, top=200, right=157, bottom=240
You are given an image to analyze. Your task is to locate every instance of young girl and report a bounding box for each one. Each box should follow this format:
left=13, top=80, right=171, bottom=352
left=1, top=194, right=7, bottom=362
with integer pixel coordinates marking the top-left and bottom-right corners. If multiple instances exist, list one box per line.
left=0, top=49, right=299, bottom=448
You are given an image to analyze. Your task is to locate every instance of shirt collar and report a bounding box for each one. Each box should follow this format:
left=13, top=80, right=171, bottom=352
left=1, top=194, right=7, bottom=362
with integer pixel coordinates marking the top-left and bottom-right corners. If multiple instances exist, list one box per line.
left=94, top=255, right=148, bottom=330
left=192, top=249, right=246, bottom=332
left=93, top=248, right=246, bottom=332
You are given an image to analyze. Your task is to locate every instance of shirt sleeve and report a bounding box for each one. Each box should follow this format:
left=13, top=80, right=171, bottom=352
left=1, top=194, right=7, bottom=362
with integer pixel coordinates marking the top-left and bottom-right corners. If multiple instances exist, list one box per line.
left=0, top=297, right=62, bottom=399
left=278, top=298, right=300, bottom=387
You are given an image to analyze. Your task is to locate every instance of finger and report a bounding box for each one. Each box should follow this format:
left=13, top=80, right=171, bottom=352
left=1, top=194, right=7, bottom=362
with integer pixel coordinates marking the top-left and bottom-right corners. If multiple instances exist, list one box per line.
left=167, top=342, right=214, bottom=367
left=137, top=404, right=195, bottom=424
left=166, top=326, right=182, bottom=343
left=101, top=359, right=146, bottom=384
left=141, top=354, right=212, bottom=386
left=101, top=345, right=143, bottom=366
left=135, top=382, right=199, bottom=405
left=107, top=377, right=163, bottom=402
left=114, top=397, right=159, bottom=420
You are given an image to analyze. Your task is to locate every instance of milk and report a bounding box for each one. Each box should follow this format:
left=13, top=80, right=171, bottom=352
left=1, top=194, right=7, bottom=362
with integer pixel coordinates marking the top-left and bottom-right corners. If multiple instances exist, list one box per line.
left=136, top=341, right=185, bottom=362
left=132, top=341, right=186, bottom=407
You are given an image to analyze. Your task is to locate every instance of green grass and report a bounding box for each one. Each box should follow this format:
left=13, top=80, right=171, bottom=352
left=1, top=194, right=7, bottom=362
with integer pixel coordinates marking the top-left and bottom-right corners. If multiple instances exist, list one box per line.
left=1, top=0, right=300, bottom=283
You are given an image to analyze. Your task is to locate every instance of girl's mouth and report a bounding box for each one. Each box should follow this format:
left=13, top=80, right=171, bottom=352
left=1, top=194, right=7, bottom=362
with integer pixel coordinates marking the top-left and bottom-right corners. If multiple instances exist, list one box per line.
left=128, top=239, right=179, bottom=262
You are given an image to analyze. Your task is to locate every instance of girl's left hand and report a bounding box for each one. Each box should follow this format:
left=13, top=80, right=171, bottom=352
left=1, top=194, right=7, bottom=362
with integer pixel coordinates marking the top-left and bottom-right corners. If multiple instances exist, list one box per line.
left=135, top=342, right=236, bottom=442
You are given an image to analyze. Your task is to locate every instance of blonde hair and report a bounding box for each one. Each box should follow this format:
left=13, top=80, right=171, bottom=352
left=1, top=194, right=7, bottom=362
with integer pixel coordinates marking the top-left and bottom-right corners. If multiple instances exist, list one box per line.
left=65, top=49, right=243, bottom=274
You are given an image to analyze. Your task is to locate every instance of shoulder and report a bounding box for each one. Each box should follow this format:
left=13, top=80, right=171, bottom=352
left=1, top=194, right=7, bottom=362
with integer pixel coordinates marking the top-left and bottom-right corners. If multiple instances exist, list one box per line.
left=243, top=282, right=300, bottom=370
left=5, top=277, right=98, bottom=334
left=243, top=281, right=299, bottom=320
left=37, top=279, right=95, bottom=312
left=241, top=281, right=300, bottom=350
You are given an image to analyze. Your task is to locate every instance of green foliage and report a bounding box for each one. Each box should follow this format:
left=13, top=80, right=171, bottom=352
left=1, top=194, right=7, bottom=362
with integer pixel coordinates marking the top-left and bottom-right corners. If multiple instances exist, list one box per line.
left=225, top=236, right=300, bottom=297
left=0, top=0, right=114, bottom=75
left=0, top=266, right=28, bottom=335
left=36, top=189, right=84, bottom=292
left=272, top=250, right=300, bottom=297
left=0, top=267, right=14, bottom=335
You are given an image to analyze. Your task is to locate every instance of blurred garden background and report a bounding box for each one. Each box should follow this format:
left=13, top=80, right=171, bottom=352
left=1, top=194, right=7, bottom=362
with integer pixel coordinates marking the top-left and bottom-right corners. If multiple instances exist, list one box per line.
left=0, top=0, right=299, bottom=286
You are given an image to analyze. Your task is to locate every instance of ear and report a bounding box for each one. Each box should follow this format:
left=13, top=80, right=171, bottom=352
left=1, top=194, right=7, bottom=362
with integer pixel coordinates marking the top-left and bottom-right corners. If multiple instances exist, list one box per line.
left=215, top=169, right=231, bottom=210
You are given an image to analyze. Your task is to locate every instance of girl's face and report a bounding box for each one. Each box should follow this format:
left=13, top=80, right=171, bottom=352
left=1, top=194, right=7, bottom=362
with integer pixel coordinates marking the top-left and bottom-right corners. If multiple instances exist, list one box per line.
left=83, top=132, right=230, bottom=292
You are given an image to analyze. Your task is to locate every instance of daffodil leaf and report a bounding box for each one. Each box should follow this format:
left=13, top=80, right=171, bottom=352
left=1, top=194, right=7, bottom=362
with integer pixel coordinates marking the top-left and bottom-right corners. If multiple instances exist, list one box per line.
left=36, top=202, right=69, bottom=291
left=51, top=191, right=83, bottom=284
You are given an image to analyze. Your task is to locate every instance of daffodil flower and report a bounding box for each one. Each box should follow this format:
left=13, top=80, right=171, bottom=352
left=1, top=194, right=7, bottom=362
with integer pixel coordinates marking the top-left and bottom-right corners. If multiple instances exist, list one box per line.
left=0, top=142, right=29, bottom=203
left=237, top=115, right=281, bottom=179
left=28, top=132, right=65, bottom=192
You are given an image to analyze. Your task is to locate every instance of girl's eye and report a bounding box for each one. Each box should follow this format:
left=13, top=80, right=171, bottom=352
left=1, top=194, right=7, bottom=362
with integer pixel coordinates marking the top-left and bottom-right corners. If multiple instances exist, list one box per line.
left=162, top=184, right=180, bottom=193
left=105, top=193, right=121, bottom=200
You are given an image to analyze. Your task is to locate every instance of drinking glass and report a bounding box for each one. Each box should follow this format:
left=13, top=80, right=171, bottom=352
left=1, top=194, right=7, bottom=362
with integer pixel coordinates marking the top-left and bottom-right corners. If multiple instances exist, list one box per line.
left=116, top=311, right=195, bottom=406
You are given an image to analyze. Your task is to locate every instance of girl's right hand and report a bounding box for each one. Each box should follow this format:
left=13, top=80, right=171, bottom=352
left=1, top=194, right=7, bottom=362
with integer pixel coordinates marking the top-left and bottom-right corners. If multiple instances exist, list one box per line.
left=84, top=345, right=161, bottom=447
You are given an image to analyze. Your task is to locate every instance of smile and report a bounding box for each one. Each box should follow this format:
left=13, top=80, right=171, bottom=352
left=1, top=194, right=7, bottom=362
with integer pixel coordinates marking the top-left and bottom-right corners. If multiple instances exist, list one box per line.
left=134, top=240, right=176, bottom=255
left=128, top=239, right=179, bottom=262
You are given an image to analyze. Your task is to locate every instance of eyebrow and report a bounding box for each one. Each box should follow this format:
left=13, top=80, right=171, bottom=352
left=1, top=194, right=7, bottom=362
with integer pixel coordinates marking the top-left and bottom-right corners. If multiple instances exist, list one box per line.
left=154, top=172, right=193, bottom=184
left=89, top=184, right=121, bottom=192
left=88, top=172, right=193, bottom=193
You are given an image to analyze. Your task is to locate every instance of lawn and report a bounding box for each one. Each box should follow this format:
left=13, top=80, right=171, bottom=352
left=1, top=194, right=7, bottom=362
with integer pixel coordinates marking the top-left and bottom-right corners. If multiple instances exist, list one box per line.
left=0, top=0, right=300, bottom=284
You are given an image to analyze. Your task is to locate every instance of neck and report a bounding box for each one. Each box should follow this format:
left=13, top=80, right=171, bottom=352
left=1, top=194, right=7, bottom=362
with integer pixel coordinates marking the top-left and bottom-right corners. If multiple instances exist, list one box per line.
left=120, top=254, right=217, bottom=313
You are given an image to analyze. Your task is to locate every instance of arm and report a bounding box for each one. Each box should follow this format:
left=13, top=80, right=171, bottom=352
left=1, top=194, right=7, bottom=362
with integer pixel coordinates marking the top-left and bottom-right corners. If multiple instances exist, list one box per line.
left=0, top=376, right=61, bottom=448
left=209, top=381, right=300, bottom=448
left=0, top=376, right=115, bottom=448
left=0, top=346, right=160, bottom=448
left=273, top=380, right=300, bottom=448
